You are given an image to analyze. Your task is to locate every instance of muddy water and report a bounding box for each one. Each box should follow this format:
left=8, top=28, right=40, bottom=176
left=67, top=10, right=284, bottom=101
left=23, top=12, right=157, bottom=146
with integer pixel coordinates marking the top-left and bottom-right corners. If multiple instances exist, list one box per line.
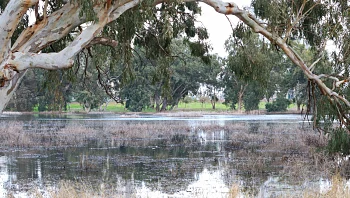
left=0, top=114, right=324, bottom=197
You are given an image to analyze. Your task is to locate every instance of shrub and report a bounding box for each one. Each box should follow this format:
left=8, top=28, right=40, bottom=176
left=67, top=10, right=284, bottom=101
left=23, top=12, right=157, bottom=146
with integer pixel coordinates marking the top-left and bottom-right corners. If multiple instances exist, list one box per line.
left=265, top=97, right=291, bottom=112
left=327, top=128, right=350, bottom=155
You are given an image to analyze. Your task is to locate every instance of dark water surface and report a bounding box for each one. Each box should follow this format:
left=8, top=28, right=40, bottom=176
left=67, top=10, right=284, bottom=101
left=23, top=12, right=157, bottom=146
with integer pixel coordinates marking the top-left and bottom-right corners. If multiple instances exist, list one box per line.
left=0, top=113, right=325, bottom=197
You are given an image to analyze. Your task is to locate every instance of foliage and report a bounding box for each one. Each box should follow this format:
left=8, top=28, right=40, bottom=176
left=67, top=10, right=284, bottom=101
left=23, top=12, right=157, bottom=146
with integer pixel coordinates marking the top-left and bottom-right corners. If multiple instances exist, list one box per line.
left=0, top=0, right=349, bottom=151
left=265, top=97, right=291, bottom=112
left=72, top=49, right=110, bottom=112
left=225, top=24, right=274, bottom=87
left=224, top=27, right=277, bottom=111
left=5, top=70, right=38, bottom=111
left=36, top=70, right=72, bottom=112
left=250, top=0, right=350, bottom=139
left=123, top=83, right=151, bottom=112
left=182, top=96, right=193, bottom=106
left=327, top=128, right=350, bottom=156
left=242, top=82, right=265, bottom=111
left=115, top=39, right=210, bottom=112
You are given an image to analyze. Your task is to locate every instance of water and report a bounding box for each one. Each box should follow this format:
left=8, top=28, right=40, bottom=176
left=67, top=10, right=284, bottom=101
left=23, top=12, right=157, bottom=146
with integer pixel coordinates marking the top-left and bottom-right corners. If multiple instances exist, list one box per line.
left=0, top=113, right=325, bottom=197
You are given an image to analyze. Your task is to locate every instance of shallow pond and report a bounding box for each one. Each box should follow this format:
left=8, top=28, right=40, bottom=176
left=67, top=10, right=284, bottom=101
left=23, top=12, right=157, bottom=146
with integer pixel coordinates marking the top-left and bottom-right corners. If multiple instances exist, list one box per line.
left=0, top=113, right=329, bottom=197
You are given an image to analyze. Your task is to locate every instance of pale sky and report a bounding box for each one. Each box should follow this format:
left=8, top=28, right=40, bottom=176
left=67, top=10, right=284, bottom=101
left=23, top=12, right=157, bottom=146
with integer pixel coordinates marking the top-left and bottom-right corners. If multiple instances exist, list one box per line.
left=198, top=0, right=252, bottom=56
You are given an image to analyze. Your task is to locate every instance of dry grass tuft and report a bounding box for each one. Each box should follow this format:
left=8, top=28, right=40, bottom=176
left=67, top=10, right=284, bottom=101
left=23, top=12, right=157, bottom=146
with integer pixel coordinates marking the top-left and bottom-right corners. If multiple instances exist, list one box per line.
left=30, top=180, right=133, bottom=198
left=228, top=184, right=241, bottom=198
left=303, top=173, right=350, bottom=198
left=228, top=174, right=350, bottom=198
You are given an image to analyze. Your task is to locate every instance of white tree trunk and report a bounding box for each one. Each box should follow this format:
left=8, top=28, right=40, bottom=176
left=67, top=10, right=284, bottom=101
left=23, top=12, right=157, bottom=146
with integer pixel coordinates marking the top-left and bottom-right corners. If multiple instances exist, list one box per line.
left=0, top=72, right=26, bottom=112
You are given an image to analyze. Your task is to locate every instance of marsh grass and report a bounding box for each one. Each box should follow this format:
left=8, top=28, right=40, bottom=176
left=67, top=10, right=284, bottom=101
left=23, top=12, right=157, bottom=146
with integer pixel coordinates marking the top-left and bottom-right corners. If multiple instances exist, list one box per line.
left=304, top=173, right=350, bottom=198
left=0, top=121, right=250, bottom=147
left=227, top=173, right=350, bottom=198
left=27, top=180, right=133, bottom=198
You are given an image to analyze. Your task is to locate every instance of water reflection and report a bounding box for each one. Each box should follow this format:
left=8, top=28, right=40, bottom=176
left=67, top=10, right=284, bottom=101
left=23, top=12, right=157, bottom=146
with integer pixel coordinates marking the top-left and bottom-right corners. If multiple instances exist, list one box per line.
left=0, top=156, right=8, bottom=198
left=136, top=169, right=231, bottom=198
left=0, top=114, right=328, bottom=197
left=1, top=113, right=304, bottom=122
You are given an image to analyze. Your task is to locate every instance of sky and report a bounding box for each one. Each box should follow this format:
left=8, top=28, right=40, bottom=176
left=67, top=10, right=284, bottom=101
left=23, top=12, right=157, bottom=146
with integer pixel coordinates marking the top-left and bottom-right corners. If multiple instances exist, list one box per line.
left=197, top=0, right=252, bottom=56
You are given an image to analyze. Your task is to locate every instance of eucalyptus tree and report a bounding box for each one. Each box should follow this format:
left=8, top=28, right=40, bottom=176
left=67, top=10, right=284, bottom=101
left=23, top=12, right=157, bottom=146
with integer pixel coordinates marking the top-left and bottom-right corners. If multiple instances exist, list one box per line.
left=118, top=39, right=208, bottom=112
left=36, top=69, right=73, bottom=112
left=222, top=0, right=349, bottom=130
left=250, top=0, right=350, bottom=129
left=71, top=47, right=117, bottom=112
left=224, top=25, right=273, bottom=112
left=200, top=55, right=223, bottom=110
left=166, top=40, right=208, bottom=110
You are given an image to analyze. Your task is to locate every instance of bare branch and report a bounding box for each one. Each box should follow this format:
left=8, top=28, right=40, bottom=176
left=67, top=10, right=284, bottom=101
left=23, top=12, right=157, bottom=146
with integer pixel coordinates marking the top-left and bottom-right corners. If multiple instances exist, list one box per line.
left=12, top=3, right=84, bottom=53
left=108, top=0, right=141, bottom=23
left=86, top=37, right=119, bottom=48
left=9, top=22, right=105, bottom=71
left=0, top=0, right=39, bottom=63
left=44, top=0, right=48, bottom=19
left=225, top=15, right=235, bottom=33
left=309, top=56, right=323, bottom=71
left=5, top=0, right=141, bottom=73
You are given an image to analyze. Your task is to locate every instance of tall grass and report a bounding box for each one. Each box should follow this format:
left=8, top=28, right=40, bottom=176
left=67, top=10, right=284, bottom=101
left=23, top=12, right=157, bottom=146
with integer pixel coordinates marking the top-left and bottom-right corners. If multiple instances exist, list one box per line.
left=228, top=173, right=350, bottom=198
left=24, top=180, right=133, bottom=198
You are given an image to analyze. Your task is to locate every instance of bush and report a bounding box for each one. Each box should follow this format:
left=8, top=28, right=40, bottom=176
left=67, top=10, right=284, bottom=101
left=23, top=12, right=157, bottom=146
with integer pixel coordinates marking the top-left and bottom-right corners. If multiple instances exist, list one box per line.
left=182, top=96, right=192, bottom=106
left=327, top=128, right=350, bottom=155
left=265, top=97, right=291, bottom=112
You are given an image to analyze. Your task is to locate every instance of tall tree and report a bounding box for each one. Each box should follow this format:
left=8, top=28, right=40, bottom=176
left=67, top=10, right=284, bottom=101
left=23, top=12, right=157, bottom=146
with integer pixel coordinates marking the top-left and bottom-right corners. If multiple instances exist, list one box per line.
left=224, top=25, right=274, bottom=112
left=119, top=39, right=208, bottom=112
left=201, top=55, right=223, bottom=110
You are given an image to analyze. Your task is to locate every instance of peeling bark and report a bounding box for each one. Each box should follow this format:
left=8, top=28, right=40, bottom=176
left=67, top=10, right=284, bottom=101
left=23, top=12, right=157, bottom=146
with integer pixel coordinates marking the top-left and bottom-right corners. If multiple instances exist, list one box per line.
left=0, top=0, right=139, bottom=112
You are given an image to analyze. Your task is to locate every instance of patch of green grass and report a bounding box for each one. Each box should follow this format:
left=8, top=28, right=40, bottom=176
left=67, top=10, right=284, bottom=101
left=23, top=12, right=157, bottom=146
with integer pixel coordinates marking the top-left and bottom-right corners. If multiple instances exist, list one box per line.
left=37, top=101, right=299, bottom=113
left=177, top=101, right=229, bottom=111
left=67, top=102, right=155, bottom=113
left=67, top=102, right=82, bottom=111
left=104, top=103, right=127, bottom=112
left=258, top=101, right=267, bottom=110
left=288, top=103, right=297, bottom=109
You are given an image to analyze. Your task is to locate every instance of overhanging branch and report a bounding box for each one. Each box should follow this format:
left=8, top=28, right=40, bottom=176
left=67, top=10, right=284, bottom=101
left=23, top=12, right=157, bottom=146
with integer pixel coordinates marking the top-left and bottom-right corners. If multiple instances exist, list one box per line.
left=199, top=0, right=350, bottom=109
left=86, top=37, right=119, bottom=48
left=0, top=0, right=39, bottom=63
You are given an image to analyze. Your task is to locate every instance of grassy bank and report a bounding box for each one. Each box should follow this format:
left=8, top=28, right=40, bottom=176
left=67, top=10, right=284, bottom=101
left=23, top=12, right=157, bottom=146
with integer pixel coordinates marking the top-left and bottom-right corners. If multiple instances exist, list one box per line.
left=61, top=101, right=298, bottom=113
left=65, top=101, right=230, bottom=113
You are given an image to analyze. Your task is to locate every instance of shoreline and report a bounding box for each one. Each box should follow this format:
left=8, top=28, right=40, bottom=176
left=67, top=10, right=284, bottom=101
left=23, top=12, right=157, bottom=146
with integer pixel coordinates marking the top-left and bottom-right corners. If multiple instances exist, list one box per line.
left=2, top=109, right=303, bottom=116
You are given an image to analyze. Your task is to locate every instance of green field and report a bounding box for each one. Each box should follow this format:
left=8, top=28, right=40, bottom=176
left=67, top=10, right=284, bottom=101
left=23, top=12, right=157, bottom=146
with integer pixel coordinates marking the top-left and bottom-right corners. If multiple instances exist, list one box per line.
left=62, top=100, right=298, bottom=113
left=66, top=101, right=230, bottom=113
